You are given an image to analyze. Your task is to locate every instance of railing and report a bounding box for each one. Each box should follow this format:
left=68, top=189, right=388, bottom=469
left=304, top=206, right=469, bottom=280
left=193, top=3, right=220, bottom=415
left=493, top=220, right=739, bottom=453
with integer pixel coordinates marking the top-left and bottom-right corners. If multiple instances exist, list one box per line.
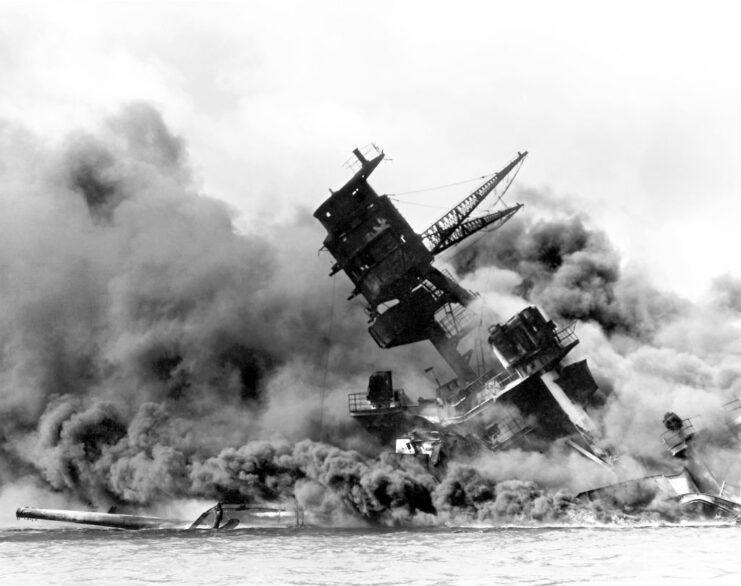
left=471, top=369, right=519, bottom=406
left=661, top=419, right=696, bottom=456
left=442, top=368, right=523, bottom=424
left=486, top=414, right=532, bottom=449
left=436, top=303, right=473, bottom=337
left=492, top=368, right=519, bottom=387
left=440, top=268, right=456, bottom=281
left=351, top=365, right=524, bottom=424
left=343, top=144, right=383, bottom=173
left=555, top=322, right=578, bottom=348
left=348, top=391, right=406, bottom=413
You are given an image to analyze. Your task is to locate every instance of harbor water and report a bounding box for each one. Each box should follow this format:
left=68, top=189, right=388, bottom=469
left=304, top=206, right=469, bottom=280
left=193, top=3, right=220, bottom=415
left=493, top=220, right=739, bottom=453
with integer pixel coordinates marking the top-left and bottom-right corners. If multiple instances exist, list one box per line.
left=1, top=523, right=740, bottom=585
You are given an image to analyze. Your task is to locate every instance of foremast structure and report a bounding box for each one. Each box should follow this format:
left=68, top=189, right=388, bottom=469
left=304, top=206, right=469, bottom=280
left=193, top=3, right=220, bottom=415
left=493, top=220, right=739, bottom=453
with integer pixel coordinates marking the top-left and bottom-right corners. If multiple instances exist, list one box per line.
left=314, top=147, right=610, bottom=466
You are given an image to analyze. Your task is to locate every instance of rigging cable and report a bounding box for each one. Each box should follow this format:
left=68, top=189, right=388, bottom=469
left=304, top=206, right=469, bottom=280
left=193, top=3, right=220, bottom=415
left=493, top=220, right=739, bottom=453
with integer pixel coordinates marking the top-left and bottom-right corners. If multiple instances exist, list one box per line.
left=480, top=158, right=525, bottom=214
left=382, top=173, right=493, bottom=198
left=319, top=273, right=337, bottom=443
left=438, top=222, right=508, bottom=265
left=436, top=161, right=526, bottom=265
left=388, top=198, right=452, bottom=210
left=447, top=164, right=527, bottom=374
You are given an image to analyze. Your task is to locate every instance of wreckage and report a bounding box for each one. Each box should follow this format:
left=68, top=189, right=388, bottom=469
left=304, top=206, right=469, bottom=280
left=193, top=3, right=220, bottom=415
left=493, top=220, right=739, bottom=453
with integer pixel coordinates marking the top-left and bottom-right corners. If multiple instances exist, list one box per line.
left=15, top=146, right=741, bottom=529
left=314, top=146, right=609, bottom=467
left=578, top=403, right=741, bottom=519
left=313, top=146, right=741, bottom=520
left=16, top=502, right=304, bottom=530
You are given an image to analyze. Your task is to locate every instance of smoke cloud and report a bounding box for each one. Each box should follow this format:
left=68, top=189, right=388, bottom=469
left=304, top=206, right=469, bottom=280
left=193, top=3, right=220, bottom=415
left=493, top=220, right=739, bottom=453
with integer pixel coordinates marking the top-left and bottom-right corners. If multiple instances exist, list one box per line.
left=1, top=105, right=740, bottom=526
left=450, top=209, right=687, bottom=340
left=0, top=104, right=399, bottom=502
left=447, top=187, right=741, bottom=494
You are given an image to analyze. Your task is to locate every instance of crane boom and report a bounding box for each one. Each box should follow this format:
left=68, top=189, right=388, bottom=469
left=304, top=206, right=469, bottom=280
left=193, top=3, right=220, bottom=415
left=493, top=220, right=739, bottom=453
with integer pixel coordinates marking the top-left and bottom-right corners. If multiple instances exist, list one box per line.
left=432, top=203, right=523, bottom=255
left=421, top=151, right=527, bottom=254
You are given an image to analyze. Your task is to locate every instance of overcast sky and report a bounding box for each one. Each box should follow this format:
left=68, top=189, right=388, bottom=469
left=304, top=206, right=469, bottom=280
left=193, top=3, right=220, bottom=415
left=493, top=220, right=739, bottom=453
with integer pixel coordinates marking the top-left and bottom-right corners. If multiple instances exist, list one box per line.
left=2, top=1, right=740, bottom=300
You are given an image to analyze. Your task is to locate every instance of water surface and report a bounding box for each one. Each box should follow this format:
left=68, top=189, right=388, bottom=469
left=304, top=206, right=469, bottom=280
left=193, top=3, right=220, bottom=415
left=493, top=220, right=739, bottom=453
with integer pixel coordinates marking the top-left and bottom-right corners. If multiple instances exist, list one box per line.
left=2, top=523, right=740, bottom=585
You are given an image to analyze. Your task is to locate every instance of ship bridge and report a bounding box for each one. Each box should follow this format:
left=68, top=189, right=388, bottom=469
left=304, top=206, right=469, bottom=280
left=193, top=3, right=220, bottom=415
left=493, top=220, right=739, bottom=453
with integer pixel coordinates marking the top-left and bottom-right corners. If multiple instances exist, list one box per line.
left=348, top=306, right=581, bottom=427
left=315, top=147, right=609, bottom=460
left=314, top=147, right=526, bottom=386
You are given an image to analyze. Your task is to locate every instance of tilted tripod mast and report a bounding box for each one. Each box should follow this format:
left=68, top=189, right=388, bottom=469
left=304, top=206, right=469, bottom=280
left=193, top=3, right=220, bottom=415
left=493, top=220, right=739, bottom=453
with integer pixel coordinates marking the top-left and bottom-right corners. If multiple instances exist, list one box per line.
left=314, top=147, right=527, bottom=383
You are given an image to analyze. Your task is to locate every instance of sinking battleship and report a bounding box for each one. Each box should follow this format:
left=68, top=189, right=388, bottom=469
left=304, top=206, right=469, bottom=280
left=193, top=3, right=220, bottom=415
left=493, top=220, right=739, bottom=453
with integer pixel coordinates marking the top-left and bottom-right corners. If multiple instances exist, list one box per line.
left=16, top=148, right=741, bottom=530
left=314, top=146, right=610, bottom=468
left=313, top=146, right=741, bottom=520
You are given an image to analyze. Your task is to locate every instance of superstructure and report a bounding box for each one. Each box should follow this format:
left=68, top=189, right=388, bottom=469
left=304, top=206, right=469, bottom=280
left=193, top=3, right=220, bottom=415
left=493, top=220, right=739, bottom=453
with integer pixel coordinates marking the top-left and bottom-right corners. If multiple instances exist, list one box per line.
left=314, top=146, right=610, bottom=466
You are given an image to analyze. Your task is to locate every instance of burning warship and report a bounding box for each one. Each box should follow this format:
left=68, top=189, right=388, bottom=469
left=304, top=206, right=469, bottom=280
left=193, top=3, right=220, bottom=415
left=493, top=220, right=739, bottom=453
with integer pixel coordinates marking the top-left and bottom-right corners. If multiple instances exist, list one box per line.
left=313, top=145, right=741, bottom=520
left=314, top=146, right=610, bottom=468
left=15, top=145, right=741, bottom=529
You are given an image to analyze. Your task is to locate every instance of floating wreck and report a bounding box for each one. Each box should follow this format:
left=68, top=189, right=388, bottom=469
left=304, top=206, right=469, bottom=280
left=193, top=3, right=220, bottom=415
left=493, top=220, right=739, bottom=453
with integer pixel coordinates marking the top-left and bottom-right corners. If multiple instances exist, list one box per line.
left=314, top=146, right=610, bottom=468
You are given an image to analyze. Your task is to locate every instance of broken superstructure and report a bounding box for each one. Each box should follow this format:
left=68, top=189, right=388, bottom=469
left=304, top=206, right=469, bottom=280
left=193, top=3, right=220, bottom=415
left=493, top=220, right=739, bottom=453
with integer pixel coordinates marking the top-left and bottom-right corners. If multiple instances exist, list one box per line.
left=314, top=146, right=609, bottom=466
left=578, top=403, right=741, bottom=519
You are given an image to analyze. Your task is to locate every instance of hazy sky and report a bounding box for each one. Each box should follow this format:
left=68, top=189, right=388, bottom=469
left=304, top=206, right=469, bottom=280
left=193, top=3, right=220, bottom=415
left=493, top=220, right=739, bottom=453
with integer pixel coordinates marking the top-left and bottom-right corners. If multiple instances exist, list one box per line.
left=2, top=1, right=740, bottom=299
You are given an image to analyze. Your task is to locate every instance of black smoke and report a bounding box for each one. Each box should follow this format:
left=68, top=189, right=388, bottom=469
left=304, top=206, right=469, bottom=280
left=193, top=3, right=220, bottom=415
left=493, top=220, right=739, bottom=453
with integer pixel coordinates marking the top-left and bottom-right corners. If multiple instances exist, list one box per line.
left=450, top=211, right=686, bottom=340
left=1, top=105, right=740, bottom=526
left=0, top=104, right=482, bottom=522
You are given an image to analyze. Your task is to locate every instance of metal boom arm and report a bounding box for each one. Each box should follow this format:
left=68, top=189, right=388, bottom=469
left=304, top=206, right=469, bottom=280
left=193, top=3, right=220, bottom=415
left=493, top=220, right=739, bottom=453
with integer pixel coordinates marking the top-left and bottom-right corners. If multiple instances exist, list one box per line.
left=421, top=151, right=527, bottom=254
left=431, top=204, right=523, bottom=255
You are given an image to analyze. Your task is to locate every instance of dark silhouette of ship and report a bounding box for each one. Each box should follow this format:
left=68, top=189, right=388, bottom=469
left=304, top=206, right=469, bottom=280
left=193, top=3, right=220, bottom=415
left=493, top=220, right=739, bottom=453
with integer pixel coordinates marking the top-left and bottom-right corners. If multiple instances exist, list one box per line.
left=314, top=146, right=610, bottom=467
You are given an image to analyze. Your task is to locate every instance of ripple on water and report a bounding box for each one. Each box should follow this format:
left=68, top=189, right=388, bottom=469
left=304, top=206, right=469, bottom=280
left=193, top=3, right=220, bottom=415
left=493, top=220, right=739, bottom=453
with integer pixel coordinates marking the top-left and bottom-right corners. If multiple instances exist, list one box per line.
left=1, top=525, right=740, bottom=585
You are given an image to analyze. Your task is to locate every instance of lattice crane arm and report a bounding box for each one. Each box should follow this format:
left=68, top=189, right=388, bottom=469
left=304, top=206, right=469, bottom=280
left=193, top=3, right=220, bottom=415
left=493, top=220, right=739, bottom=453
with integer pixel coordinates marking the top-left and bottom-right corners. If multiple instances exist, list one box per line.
left=421, top=151, right=527, bottom=254
left=432, top=203, right=523, bottom=255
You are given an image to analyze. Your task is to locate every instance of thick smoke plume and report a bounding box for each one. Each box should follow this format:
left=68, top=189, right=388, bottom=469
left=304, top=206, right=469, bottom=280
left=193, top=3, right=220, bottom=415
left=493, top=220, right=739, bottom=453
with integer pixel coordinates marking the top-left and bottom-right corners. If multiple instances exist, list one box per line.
left=448, top=186, right=741, bottom=489
left=1, top=106, right=741, bottom=526
left=0, top=104, right=442, bottom=515
left=451, top=206, right=686, bottom=340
